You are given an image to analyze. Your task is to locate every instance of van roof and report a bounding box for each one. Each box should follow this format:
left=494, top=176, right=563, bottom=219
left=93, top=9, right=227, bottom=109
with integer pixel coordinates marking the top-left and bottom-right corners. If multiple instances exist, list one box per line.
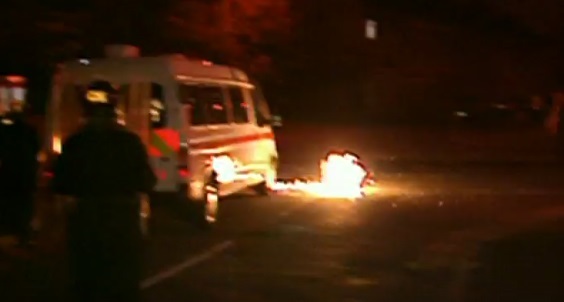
left=56, top=55, right=251, bottom=85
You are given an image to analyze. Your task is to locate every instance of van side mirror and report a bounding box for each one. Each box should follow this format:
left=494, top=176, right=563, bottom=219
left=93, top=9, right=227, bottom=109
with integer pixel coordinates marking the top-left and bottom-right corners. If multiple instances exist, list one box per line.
left=271, top=115, right=282, bottom=127
left=258, top=115, right=282, bottom=127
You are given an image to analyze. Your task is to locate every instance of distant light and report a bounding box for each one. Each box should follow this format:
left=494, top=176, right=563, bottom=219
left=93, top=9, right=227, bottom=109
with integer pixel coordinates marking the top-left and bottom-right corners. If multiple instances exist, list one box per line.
left=79, top=59, right=90, bottom=65
left=5, top=75, right=26, bottom=84
left=365, top=19, right=377, bottom=40
left=454, top=111, right=468, bottom=117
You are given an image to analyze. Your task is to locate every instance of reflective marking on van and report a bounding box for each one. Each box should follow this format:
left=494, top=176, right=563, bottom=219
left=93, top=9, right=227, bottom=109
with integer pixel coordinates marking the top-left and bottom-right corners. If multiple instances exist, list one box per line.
left=189, top=132, right=274, bottom=150
left=151, top=132, right=171, bottom=157
left=154, top=129, right=180, bottom=150
left=150, top=129, right=180, bottom=158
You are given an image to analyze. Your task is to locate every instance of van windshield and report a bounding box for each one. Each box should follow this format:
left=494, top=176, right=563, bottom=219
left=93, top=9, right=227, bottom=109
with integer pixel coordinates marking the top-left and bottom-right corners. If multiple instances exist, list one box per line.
left=178, top=83, right=229, bottom=126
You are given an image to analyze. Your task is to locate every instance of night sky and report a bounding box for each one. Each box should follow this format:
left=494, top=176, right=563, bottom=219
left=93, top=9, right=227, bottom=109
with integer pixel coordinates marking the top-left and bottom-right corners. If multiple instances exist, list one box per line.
left=366, top=0, right=564, bottom=38
left=452, top=0, right=564, bottom=36
left=2, top=0, right=563, bottom=120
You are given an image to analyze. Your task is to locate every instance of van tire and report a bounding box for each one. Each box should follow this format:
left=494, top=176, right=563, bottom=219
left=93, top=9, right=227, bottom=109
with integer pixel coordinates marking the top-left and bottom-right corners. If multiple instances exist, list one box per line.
left=252, top=180, right=269, bottom=196
left=196, top=177, right=219, bottom=230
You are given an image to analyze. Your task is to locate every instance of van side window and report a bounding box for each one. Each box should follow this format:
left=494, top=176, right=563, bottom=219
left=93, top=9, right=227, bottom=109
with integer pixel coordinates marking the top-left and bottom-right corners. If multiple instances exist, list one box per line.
left=228, top=87, right=249, bottom=123
left=150, top=83, right=166, bottom=128
left=179, top=84, right=205, bottom=126
left=200, top=86, right=228, bottom=125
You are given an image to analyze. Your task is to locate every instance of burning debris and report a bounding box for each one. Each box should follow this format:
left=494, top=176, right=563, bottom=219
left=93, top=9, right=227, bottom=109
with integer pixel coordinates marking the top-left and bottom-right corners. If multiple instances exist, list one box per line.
left=211, top=151, right=376, bottom=200
left=270, top=151, right=376, bottom=199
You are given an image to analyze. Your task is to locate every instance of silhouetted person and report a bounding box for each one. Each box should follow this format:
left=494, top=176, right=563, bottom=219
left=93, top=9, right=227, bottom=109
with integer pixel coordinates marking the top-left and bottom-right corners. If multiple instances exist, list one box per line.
left=0, top=109, right=40, bottom=247
left=51, top=81, right=156, bottom=302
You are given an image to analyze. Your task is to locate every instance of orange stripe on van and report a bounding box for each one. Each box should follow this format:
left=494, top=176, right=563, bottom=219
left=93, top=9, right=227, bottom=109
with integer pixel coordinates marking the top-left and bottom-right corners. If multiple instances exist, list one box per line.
left=189, top=132, right=274, bottom=150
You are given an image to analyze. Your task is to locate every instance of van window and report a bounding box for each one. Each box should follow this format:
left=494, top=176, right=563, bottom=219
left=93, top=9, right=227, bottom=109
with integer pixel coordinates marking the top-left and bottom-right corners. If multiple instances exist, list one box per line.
left=178, top=85, right=204, bottom=125
left=150, top=83, right=166, bottom=129
left=228, top=87, right=249, bottom=124
left=200, top=86, right=228, bottom=124
left=249, top=85, right=271, bottom=125
left=178, top=84, right=228, bottom=126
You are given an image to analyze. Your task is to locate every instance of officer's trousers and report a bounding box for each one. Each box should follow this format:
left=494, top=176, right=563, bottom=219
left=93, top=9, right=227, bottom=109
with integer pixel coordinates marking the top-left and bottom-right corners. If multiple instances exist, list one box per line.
left=66, top=196, right=142, bottom=302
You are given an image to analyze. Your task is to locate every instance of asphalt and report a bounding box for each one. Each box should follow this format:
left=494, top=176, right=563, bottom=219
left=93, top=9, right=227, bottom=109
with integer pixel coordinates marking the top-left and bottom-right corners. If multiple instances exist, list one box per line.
left=2, top=164, right=564, bottom=302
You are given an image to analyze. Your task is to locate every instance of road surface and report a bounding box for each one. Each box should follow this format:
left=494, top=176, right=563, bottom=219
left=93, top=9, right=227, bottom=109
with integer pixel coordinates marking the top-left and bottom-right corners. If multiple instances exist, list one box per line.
left=2, top=161, right=564, bottom=302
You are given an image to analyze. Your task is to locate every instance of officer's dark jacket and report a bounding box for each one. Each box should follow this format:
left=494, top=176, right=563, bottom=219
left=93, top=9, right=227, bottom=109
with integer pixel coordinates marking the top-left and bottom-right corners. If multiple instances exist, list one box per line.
left=52, top=123, right=156, bottom=198
left=0, top=118, right=40, bottom=192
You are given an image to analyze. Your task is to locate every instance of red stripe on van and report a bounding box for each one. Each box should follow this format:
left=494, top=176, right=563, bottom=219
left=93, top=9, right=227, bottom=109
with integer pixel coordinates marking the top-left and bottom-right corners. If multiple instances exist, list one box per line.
left=189, top=132, right=274, bottom=150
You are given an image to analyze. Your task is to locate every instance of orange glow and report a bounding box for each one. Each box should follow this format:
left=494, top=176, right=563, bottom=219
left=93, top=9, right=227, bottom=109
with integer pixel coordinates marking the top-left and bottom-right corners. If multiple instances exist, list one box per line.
left=271, top=152, right=375, bottom=199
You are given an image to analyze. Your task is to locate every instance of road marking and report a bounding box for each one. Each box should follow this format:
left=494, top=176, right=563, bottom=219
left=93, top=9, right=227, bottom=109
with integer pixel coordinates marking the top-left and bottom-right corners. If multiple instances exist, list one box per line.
left=141, top=240, right=234, bottom=290
left=142, top=198, right=310, bottom=289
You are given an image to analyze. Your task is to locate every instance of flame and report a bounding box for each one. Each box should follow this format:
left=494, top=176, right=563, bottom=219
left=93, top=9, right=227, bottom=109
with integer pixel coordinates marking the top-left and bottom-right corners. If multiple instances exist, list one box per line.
left=271, top=152, right=373, bottom=199
left=211, top=155, right=238, bottom=183
left=53, top=136, right=62, bottom=154
left=210, top=151, right=375, bottom=199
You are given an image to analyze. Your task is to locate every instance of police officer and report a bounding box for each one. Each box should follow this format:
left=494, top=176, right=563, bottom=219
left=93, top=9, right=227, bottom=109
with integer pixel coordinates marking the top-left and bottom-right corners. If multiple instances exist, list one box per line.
left=51, top=80, right=156, bottom=302
left=0, top=101, right=40, bottom=247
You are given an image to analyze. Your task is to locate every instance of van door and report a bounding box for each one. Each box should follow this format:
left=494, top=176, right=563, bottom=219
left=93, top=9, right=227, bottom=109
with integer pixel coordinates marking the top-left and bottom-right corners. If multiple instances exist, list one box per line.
left=244, top=85, right=277, bottom=175
left=224, top=85, right=258, bottom=175
left=180, top=84, right=233, bottom=181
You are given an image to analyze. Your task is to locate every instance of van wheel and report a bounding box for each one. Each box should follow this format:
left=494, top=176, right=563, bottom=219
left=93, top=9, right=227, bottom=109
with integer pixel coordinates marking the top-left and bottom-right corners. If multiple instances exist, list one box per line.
left=252, top=180, right=269, bottom=196
left=197, top=179, right=219, bottom=230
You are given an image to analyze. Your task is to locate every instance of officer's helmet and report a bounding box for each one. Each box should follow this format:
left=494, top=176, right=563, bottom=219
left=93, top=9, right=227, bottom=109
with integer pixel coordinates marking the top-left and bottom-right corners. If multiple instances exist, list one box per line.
left=83, top=80, right=119, bottom=119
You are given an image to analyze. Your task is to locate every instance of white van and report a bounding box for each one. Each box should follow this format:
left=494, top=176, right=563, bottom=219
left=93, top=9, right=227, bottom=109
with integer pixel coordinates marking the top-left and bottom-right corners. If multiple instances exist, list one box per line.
left=44, top=45, right=281, bottom=229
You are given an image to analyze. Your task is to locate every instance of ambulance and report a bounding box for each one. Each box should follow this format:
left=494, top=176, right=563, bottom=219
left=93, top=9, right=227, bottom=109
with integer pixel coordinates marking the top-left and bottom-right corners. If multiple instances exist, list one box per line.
left=44, top=45, right=281, bottom=229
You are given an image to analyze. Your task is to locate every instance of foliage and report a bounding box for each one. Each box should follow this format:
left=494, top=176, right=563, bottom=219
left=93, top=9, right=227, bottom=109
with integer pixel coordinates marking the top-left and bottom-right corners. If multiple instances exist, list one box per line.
left=166, top=0, right=293, bottom=76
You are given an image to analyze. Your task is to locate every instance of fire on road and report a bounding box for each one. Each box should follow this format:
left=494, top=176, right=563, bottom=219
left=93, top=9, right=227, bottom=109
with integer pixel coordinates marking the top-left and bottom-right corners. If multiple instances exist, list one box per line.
left=212, top=151, right=379, bottom=200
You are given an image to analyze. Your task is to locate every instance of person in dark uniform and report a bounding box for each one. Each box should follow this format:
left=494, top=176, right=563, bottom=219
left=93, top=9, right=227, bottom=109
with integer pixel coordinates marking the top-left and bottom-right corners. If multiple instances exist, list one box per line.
left=51, top=80, right=156, bottom=302
left=0, top=104, right=40, bottom=247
